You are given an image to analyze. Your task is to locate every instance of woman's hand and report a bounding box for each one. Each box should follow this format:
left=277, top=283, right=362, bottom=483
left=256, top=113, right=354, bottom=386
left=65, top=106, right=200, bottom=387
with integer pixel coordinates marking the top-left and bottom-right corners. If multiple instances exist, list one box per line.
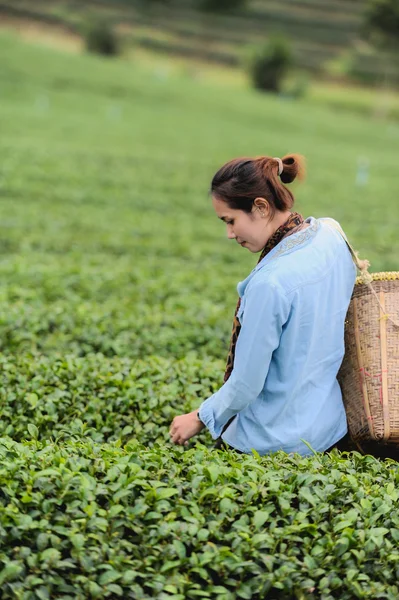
left=170, top=410, right=205, bottom=446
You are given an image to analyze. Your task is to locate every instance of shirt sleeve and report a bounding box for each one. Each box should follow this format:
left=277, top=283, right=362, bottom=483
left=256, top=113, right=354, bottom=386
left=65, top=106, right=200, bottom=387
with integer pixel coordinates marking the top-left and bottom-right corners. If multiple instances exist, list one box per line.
left=198, top=280, right=290, bottom=439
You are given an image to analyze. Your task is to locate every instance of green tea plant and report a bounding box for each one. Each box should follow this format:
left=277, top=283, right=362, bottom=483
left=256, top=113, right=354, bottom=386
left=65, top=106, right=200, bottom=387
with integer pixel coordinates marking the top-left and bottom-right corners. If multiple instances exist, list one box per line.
left=1, top=438, right=399, bottom=599
left=0, top=354, right=221, bottom=445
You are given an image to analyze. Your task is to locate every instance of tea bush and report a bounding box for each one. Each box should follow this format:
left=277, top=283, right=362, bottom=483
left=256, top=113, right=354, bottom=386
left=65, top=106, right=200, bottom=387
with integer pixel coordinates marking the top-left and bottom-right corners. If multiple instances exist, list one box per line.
left=1, top=32, right=399, bottom=598
left=1, top=438, right=399, bottom=599
left=0, top=354, right=221, bottom=445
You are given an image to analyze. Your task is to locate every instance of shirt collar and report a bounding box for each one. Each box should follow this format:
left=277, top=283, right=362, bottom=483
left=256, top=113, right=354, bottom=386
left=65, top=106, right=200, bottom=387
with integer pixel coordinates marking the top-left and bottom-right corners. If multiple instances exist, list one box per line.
left=237, top=217, right=319, bottom=297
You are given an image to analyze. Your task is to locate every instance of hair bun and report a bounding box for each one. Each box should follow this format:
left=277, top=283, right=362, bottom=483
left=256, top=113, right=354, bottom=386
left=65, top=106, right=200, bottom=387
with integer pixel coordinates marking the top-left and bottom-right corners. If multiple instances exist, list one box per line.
left=280, top=154, right=306, bottom=184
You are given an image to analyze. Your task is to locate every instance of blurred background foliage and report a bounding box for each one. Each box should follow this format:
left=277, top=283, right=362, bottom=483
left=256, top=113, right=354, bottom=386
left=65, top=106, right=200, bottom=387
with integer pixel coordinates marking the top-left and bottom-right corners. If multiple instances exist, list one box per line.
left=0, top=0, right=398, bottom=92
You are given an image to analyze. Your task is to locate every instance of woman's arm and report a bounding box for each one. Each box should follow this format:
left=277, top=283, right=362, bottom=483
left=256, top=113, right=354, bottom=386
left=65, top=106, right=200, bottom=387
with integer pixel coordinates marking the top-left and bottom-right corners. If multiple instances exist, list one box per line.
left=198, top=280, right=290, bottom=438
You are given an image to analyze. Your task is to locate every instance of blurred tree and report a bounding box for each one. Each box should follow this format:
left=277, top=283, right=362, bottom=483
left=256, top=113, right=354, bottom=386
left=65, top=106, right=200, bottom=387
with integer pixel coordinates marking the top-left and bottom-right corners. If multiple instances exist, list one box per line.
left=198, top=0, right=247, bottom=13
left=136, top=0, right=171, bottom=8
left=363, top=0, right=399, bottom=90
left=364, top=0, right=399, bottom=48
left=247, top=36, right=293, bottom=93
left=84, top=19, right=120, bottom=56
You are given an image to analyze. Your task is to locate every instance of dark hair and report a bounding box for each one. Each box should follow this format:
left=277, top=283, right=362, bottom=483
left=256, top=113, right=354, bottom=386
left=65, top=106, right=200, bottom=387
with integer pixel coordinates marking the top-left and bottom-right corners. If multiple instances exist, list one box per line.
left=211, top=154, right=305, bottom=217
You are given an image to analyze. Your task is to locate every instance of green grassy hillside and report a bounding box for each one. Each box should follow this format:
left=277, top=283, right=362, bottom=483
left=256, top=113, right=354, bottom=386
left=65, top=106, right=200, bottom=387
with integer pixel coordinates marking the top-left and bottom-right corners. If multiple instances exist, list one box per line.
left=1, top=0, right=398, bottom=83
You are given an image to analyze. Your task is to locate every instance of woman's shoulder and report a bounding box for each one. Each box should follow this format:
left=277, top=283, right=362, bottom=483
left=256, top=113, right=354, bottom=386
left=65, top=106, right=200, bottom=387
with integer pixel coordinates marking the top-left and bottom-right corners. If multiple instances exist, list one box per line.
left=248, top=224, right=354, bottom=297
left=240, top=216, right=354, bottom=299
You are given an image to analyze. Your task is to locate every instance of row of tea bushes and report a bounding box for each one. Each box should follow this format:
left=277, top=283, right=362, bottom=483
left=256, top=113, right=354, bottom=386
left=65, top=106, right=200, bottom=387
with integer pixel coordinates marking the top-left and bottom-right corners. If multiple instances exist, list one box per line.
left=0, top=252, right=237, bottom=360
left=0, top=353, right=222, bottom=446
left=0, top=437, right=399, bottom=599
left=0, top=298, right=228, bottom=359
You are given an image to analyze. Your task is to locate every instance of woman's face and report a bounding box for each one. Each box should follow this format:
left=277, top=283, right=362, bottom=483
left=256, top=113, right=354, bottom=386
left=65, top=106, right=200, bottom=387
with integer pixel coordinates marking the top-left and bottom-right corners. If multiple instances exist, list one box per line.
left=212, top=195, right=271, bottom=253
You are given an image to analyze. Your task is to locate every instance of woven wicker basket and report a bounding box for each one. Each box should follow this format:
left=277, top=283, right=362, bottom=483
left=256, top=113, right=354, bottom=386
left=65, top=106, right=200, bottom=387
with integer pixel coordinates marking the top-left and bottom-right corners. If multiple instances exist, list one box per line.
left=338, top=272, right=399, bottom=446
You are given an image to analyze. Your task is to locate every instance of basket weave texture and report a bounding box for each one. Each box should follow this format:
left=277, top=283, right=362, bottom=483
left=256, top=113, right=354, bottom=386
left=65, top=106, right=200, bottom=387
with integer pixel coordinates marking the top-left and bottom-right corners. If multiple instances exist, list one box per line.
left=338, top=272, right=399, bottom=445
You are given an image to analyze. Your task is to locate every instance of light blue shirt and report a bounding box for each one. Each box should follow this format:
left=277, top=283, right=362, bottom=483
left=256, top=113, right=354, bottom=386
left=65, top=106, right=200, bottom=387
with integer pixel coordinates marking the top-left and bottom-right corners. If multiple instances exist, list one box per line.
left=199, top=217, right=357, bottom=456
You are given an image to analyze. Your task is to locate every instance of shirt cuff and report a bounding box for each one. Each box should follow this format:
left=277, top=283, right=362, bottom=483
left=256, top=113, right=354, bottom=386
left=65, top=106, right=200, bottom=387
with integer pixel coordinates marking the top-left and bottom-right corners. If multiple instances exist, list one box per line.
left=198, top=396, right=222, bottom=439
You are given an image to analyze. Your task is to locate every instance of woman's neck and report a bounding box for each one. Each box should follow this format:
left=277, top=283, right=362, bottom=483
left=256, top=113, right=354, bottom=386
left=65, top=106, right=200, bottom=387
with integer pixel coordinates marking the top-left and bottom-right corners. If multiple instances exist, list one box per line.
left=270, top=210, right=295, bottom=233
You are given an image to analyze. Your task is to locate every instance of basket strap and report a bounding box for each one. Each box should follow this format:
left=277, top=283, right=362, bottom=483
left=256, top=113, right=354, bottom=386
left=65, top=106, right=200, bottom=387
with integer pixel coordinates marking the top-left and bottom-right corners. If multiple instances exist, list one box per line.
left=324, top=218, right=399, bottom=328
left=323, top=219, right=372, bottom=284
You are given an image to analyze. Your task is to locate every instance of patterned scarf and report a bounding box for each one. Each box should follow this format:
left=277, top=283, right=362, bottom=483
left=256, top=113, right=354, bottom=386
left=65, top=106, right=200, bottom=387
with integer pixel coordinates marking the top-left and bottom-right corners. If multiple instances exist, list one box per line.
left=215, top=211, right=304, bottom=445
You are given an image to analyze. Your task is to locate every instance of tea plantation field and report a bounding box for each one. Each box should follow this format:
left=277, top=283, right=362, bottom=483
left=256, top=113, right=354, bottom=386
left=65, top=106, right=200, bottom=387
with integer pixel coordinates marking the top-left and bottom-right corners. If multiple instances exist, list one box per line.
left=1, top=32, right=399, bottom=599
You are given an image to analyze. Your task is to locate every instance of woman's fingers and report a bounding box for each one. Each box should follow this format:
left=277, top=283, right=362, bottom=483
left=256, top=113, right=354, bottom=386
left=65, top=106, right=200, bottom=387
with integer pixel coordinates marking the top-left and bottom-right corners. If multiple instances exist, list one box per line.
left=170, top=431, right=189, bottom=445
left=170, top=430, right=184, bottom=444
left=170, top=420, right=184, bottom=444
left=170, top=418, right=178, bottom=437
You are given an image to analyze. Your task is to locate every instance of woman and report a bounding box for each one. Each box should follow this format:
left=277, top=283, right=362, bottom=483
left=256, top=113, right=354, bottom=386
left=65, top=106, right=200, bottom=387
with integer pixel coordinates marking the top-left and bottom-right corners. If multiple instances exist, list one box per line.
left=169, top=154, right=356, bottom=455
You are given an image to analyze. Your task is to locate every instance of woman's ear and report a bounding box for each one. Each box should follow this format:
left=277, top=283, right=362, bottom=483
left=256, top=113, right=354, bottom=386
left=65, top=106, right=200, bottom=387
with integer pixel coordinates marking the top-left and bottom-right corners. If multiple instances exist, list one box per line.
left=253, top=197, right=269, bottom=217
